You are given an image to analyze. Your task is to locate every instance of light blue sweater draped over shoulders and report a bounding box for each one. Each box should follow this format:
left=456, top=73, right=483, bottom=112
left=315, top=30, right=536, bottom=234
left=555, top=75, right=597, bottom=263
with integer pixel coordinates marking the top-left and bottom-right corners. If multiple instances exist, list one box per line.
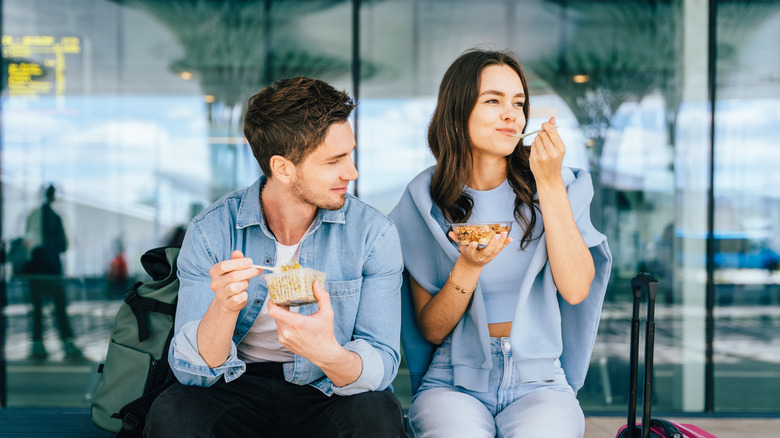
left=388, top=165, right=612, bottom=395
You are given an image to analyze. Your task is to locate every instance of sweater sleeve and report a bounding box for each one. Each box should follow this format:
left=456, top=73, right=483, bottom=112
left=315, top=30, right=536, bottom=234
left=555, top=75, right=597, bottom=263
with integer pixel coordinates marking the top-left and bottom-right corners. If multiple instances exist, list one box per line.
left=558, top=168, right=613, bottom=394
left=389, top=182, right=441, bottom=394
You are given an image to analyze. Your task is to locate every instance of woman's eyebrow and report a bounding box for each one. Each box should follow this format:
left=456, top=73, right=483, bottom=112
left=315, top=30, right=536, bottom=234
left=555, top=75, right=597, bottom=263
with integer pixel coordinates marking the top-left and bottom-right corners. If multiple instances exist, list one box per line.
left=479, top=90, right=525, bottom=98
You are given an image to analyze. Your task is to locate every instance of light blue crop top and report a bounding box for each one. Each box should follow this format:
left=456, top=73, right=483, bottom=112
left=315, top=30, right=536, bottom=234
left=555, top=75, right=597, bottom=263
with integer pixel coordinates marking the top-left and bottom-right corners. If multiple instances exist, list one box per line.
left=465, top=179, right=541, bottom=324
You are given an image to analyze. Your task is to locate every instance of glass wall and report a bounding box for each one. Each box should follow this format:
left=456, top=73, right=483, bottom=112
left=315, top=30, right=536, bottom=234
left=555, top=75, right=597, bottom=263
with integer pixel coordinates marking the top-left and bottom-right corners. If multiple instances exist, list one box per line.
left=2, top=0, right=778, bottom=414
left=710, top=0, right=780, bottom=412
left=0, top=0, right=353, bottom=407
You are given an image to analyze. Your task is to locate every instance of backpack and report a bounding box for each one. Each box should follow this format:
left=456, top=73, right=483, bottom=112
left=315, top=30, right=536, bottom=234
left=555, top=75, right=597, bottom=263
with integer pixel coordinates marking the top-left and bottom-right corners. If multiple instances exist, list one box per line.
left=91, top=246, right=180, bottom=436
left=6, top=237, right=28, bottom=276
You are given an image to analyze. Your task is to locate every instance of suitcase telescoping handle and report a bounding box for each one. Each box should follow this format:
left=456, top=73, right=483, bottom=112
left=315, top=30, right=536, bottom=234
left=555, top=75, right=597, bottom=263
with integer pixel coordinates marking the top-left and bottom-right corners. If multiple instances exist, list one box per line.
left=627, top=273, right=659, bottom=438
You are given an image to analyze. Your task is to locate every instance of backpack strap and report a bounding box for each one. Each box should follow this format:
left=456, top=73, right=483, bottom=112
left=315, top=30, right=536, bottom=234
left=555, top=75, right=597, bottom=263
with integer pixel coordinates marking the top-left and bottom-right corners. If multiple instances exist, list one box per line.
left=112, top=364, right=176, bottom=437
left=112, top=328, right=176, bottom=437
left=124, top=284, right=176, bottom=342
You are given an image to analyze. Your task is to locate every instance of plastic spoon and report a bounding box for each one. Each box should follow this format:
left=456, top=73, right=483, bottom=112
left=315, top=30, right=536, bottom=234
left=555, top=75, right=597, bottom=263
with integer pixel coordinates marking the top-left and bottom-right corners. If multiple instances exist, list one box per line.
left=513, top=127, right=551, bottom=139
left=252, top=265, right=283, bottom=273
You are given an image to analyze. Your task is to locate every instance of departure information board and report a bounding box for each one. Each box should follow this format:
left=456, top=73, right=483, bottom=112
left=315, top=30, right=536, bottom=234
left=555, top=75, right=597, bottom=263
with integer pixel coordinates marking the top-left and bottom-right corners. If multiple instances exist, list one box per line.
left=2, top=35, right=81, bottom=103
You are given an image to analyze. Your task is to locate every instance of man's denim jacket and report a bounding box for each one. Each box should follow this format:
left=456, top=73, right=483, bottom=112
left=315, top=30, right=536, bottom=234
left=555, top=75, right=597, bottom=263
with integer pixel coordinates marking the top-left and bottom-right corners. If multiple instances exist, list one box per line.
left=169, top=177, right=404, bottom=396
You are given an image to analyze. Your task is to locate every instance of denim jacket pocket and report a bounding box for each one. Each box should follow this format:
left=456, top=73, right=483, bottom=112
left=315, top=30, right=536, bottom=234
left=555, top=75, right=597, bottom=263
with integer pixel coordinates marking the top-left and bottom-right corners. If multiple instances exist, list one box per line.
left=297, top=278, right=361, bottom=314
left=324, top=278, right=362, bottom=298
left=323, top=278, right=362, bottom=344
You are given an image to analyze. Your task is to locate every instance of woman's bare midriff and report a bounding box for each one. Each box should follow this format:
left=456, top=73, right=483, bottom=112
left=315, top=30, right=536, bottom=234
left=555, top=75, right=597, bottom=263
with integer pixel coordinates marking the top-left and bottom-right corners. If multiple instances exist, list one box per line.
left=488, top=322, right=512, bottom=338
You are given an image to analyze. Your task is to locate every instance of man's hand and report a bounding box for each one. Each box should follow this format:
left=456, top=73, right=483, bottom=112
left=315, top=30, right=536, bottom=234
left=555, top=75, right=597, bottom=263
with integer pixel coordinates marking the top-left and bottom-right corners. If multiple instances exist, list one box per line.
left=268, top=280, right=340, bottom=358
left=268, top=280, right=362, bottom=387
left=197, top=250, right=261, bottom=368
left=208, top=250, right=259, bottom=314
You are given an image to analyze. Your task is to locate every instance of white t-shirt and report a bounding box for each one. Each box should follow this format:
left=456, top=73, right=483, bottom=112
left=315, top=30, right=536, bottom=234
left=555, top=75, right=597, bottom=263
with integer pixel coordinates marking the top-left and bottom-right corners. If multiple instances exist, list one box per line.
left=237, top=238, right=303, bottom=363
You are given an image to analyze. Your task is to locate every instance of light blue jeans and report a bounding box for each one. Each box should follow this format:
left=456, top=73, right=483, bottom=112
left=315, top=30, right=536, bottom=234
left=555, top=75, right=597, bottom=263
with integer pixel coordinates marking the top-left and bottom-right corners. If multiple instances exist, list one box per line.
left=407, top=337, right=585, bottom=438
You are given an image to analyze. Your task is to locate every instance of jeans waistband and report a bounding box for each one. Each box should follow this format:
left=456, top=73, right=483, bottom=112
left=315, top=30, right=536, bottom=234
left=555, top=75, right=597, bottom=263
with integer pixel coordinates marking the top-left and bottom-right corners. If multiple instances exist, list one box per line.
left=244, top=362, right=285, bottom=379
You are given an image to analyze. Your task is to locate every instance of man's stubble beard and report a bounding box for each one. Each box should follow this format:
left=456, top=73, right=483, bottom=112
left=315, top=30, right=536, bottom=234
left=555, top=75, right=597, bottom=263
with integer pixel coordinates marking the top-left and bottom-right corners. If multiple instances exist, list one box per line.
left=290, top=177, right=346, bottom=211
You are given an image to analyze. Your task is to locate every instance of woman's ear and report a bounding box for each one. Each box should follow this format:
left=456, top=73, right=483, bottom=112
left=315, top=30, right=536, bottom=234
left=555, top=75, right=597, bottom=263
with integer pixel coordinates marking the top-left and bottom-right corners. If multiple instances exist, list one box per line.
left=269, top=155, right=295, bottom=184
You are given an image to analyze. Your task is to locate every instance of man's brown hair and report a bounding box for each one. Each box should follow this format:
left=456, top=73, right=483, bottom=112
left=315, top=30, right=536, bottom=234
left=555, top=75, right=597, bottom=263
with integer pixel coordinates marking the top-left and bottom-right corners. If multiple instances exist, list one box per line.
left=244, top=77, right=355, bottom=176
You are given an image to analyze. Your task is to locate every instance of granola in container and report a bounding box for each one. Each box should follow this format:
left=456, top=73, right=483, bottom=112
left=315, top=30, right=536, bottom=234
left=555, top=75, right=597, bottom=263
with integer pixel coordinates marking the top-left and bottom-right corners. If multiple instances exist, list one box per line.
left=263, top=261, right=326, bottom=306
left=450, top=221, right=513, bottom=246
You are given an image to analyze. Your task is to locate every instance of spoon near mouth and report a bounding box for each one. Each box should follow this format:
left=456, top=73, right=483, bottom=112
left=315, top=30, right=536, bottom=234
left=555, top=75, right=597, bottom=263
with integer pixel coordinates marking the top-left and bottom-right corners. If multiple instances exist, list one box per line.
left=512, top=127, right=547, bottom=139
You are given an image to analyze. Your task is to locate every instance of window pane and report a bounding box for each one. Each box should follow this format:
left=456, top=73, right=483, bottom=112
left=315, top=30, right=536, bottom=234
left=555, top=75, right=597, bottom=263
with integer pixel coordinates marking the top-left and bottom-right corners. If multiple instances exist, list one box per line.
left=3, top=0, right=778, bottom=416
left=712, top=0, right=780, bottom=413
left=1, top=0, right=350, bottom=407
left=358, top=0, right=686, bottom=413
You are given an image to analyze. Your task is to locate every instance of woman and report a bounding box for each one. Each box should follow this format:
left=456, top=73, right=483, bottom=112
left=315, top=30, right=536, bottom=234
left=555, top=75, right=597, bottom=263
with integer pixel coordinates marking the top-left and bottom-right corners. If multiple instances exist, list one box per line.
left=389, top=49, right=612, bottom=437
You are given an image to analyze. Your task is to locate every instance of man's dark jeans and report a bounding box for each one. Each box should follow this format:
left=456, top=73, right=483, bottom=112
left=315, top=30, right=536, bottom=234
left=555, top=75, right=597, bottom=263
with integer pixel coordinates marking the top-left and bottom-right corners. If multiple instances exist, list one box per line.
left=145, top=363, right=408, bottom=437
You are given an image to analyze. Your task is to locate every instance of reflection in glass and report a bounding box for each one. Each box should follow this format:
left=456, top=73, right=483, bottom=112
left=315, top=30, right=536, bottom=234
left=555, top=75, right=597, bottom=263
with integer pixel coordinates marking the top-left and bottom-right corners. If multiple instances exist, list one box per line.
left=1, top=0, right=352, bottom=407
left=712, top=1, right=780, bottom=413
left=1, top=0, right=778, bottom=415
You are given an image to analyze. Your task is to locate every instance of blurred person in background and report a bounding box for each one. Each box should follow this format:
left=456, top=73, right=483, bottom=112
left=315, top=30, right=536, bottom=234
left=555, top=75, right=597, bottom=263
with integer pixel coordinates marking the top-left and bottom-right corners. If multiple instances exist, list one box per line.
left=106, top=237, right=129, bottom=299
left=23, top=184, right=84, bottom=361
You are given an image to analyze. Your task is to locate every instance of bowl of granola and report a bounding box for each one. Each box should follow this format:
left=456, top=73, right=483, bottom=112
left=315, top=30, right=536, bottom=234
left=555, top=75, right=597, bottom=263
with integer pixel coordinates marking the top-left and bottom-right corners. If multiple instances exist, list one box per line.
left=450, top=221, right=513, bottom=247
left=263, top=261, right=326, bottom=306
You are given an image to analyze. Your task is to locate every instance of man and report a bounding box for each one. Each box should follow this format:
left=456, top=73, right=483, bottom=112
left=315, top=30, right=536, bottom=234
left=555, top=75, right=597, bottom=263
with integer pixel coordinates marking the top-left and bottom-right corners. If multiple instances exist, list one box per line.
left=24, top=184, right=83, bottom=361
left=145, top=77, right=407, bottom=437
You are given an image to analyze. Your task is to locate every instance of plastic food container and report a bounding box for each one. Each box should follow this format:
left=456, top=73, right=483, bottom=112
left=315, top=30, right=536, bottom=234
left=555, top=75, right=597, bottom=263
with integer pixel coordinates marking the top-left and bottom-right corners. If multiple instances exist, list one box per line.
left=450, top=221, right=513, bottom=246
left=263, top=268, right=327, bottom=306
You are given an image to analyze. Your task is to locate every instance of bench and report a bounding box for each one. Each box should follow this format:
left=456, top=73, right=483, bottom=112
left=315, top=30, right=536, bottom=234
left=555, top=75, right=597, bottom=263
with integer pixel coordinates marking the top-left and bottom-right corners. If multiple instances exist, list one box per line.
left=0, top=408, right=113, bottom=437
left=0, top=407, right=406, bottom=437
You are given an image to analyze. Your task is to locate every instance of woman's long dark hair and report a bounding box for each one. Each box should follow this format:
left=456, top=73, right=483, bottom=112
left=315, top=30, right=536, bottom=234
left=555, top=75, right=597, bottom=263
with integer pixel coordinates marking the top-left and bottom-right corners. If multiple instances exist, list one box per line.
left=428, top=48, right=539, bottom=248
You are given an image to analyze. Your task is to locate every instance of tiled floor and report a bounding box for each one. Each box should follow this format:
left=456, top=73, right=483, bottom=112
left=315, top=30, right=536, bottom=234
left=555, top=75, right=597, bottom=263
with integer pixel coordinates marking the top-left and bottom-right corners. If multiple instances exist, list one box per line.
left=1, top=409, right=779, bottom=437
left=585, top=416, right=780, bottom=437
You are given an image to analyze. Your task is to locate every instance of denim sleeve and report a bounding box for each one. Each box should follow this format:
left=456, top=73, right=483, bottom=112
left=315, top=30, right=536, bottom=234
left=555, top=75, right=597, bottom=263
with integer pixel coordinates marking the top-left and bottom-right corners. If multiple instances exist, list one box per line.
left=331, top=221, right=404, bottom=395
left=168, top=219, right=247, bottom=387
left=169, top=320, right=246, bottom=387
